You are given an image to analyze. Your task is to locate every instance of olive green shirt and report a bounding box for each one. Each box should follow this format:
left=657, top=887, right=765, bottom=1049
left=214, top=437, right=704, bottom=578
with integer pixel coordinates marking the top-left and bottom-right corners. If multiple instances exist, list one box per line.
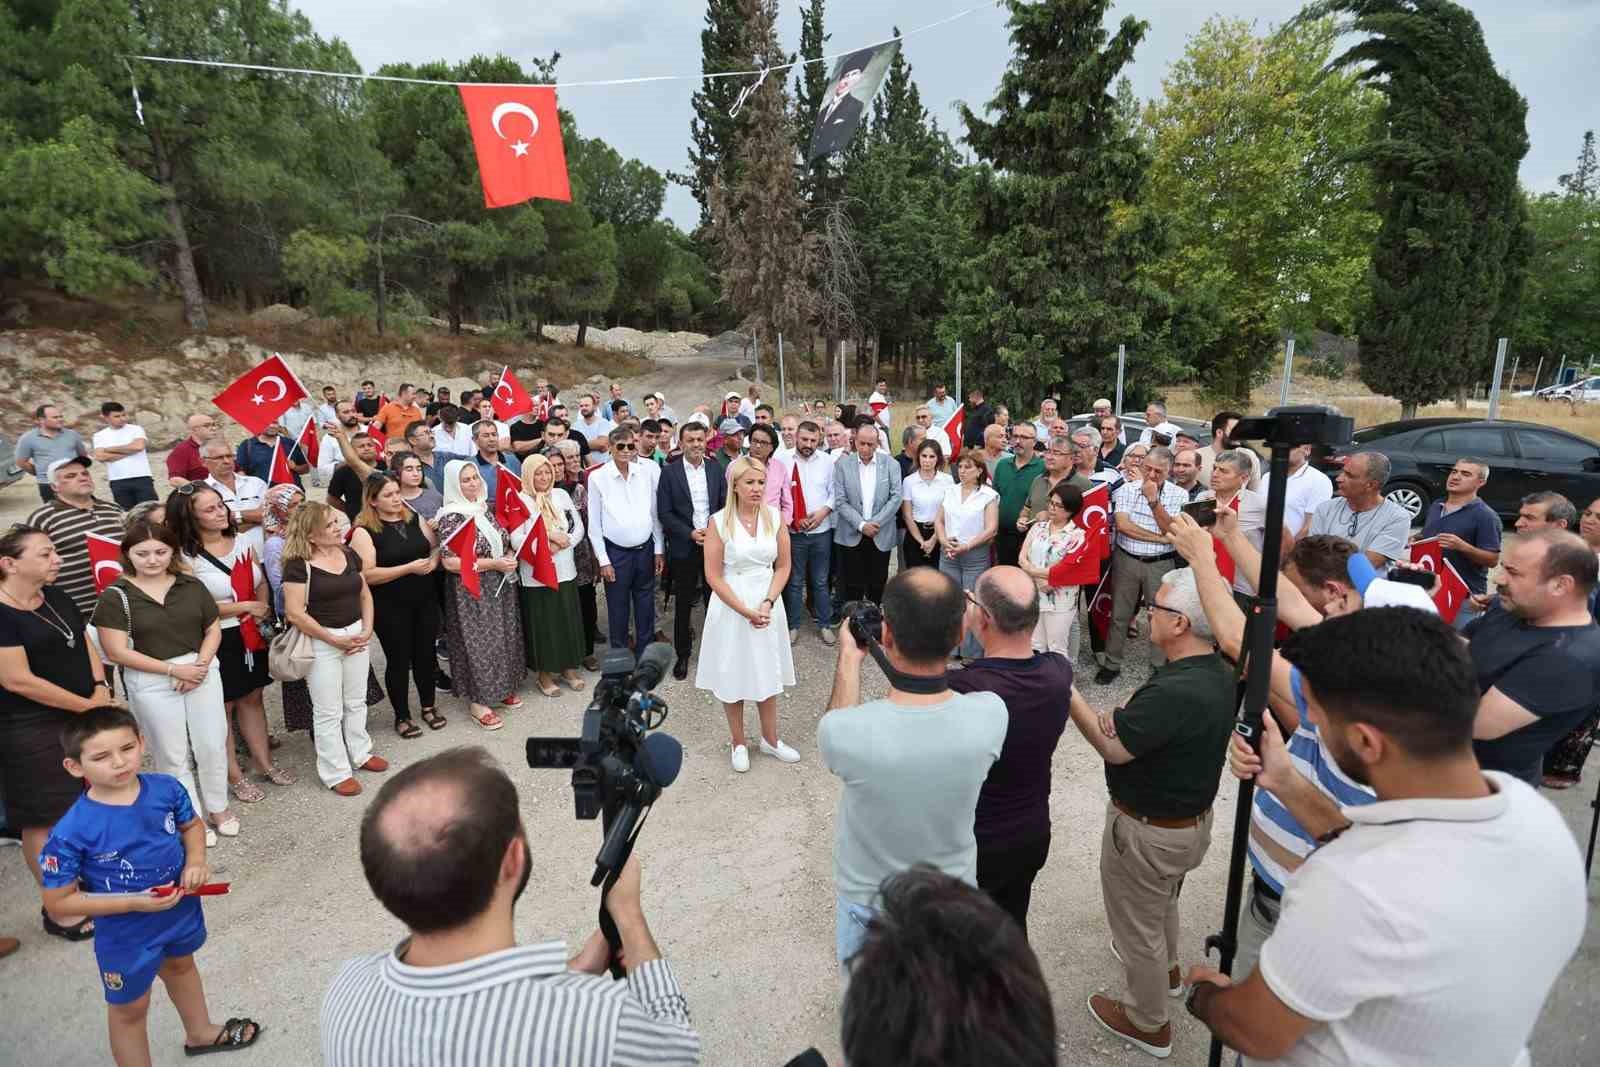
left=92, top=574, right=220, bottom=661
left=1024, top=470, right=1094, bottom=519
left=1104, top=653, right=1236, bottom=819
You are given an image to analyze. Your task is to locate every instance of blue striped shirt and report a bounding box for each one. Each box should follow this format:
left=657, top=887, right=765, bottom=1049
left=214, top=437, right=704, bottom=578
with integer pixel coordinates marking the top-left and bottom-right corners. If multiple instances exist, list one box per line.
left=1248, top=668, right=1376, bottom=894
left=321, top=939, right=701, bottom=1066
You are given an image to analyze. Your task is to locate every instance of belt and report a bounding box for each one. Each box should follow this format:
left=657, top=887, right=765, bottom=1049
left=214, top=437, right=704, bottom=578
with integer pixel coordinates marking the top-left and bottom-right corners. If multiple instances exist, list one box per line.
left=603, top=538, right=651, bottom=553
left=1117, top=546, right=1177, bottom=564
left=1112, top=798, right=1210, bottom=829
left=1252, top=872, right=1282, bottom=903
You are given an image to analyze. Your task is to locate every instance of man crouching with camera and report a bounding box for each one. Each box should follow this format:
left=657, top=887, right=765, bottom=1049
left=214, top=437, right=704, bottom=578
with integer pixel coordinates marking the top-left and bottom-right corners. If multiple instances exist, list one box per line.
left=821, top=568, right=1008, bottom=967
left=320, top=747, right=701, bottom=1066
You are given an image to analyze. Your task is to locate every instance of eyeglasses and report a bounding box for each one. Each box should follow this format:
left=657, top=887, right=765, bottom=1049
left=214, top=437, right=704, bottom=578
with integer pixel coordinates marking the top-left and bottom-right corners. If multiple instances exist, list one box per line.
left=1148, top=602, right=1188, bottom=622
left=613, top=442, right=637, bottom=452
left=964, top=591, right=990, bottom=617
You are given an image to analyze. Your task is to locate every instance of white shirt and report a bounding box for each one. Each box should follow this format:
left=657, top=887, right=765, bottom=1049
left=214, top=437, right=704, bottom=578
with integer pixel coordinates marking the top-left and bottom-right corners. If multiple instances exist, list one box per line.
left=683, top=459, right=711, bottom=531
left=737, top=399, right=757, bottom=423
left=433, top=422, right=475, bottom=457
left=1138, top=420, right=1184, bottom=446
left=1250, top=774, right=1585, bottom=1067
left=941, top=483, right=998, bottom=543
left=92, top=424, right=152, bottom=480
left=1262, top=461, right=1335, bottom=537
left=283, top=400, right=317, bottom=441
left=790, top=449, right=838, bottom=533
left=316, top=402, right=338, bottom=427
left=516, top=487, right=583, bottom=587
left=206, top=474, right=268, bottom=557
left=585, top=459, right=663, bottom=565
left=1032, top=418, right=1055, bottom=444
left=576, top=413, right=615, bottom=440
left=905, top=471, right=953, bottom=523
left=1200, top=487, right=1268, bottom=594
left=185, top=540, right=264, bottom=631
left=856, top=457, right=879, bottom=528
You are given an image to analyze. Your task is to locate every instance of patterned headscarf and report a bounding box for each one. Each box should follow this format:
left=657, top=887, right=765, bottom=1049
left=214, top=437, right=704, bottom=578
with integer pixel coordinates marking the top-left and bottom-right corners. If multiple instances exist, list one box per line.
left=263, top=483, right=304, bottom=536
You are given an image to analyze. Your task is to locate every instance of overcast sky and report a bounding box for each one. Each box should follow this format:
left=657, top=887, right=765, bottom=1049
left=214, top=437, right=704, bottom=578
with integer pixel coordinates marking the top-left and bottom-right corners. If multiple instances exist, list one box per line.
left=294, top=0, right=1600, bottom=230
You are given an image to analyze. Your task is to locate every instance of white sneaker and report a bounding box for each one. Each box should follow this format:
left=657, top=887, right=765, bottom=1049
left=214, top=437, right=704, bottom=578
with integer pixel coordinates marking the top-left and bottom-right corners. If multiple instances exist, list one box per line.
left=759, top=737, right=800, bottom=763
left=788, top=628, right=799, bottom=646
left=819, top=626, right=837, bottom=646
left=731, top=744, right=750, bottom=773
left=205, top=828, right=218, bottom=848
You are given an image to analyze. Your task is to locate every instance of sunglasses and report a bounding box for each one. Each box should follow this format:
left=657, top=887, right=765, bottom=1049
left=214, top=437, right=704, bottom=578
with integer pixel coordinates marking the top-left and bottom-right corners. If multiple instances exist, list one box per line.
left=613, top=442, right=637, bottom=451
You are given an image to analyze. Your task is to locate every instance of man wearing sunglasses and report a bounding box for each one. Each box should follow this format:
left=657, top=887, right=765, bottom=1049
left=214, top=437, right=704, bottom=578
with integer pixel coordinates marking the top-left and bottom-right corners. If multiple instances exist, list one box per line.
left=586, top=426, right=664, bottom=655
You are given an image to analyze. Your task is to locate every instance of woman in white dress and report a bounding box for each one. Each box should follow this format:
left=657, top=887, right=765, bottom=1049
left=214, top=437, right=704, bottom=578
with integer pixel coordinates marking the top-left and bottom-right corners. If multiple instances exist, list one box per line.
left=1018, top=481, right=1087, bottom=656
left=695, top=456, right=799, bottom=773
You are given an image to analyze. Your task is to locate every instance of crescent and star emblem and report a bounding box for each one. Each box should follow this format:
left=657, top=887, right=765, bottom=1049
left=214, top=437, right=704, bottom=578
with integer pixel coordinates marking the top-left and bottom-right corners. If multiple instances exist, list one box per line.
left=491, top=102, right=539, bottom=158
left=495, top=381, right=515, bottom=402
left=1082, top=504, right=1108, bottom=528
left=94, top=561, right=123, bottom=585
left=252, top=375, right=288, bottom=406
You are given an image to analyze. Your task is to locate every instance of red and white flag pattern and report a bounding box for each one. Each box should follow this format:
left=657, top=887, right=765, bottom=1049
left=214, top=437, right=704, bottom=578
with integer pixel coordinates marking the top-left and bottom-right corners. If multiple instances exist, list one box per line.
left=87, top=532, right=123, bottom=593
left=515, top=511, right=559, bottom=589
left=212, top=354, right=307, bottom=436
left=491, top=365, right=535, bottom=421
left=444, top=519, right=481, bottom=599
left=267, top=438, right=296, bottom=486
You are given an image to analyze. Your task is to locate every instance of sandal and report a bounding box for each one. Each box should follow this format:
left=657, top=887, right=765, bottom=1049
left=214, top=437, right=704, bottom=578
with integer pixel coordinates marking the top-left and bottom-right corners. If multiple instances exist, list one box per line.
left=41, top=909, right=94, bottom=942
left=184, top=1017, right=261, bottom=1057
left=502, top=695, right=524, bottom=709
left=473, top=709, right=505, bottom=731
left=230, top=779, right=265, bottom=804
left=560, top=673, right=586, bottom=692
left=262, top=766, right=296, bottom=787
left=420, top=708, right=447, bottom=731
left=395, top=719, right=423, bottom=740
left=537, top=681, right=561, bottom=698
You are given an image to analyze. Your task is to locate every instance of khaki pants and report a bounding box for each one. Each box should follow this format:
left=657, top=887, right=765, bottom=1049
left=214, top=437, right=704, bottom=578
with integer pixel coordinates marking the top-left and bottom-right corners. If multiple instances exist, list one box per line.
left=1231, top=879, right=1280, bottom=983
left=1100, top=550, right=1175, bottom=670
left=1099, top=800, right=1214, bottom=1031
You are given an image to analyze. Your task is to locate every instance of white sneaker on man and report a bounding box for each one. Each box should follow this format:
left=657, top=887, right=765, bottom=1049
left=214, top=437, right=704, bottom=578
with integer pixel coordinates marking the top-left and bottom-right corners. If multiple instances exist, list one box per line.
left=759, top=737, right=800, bottom=763
left=731, top=744, right=750, bottom=773
left=819, top=626, right=837, bottom=646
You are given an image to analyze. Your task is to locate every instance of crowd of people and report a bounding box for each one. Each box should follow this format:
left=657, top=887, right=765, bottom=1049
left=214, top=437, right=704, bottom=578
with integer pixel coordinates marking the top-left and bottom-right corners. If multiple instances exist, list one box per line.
left=2, top=372, right=1598, bottom=1065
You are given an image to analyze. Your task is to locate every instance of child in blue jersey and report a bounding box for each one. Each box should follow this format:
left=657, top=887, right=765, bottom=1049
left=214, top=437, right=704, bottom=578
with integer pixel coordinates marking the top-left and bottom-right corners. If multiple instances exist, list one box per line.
left=38, top=706, right=260, bottom=1063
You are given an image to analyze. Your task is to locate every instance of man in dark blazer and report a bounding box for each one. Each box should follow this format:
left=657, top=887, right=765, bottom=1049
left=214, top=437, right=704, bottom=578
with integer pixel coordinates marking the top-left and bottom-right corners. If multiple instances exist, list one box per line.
left=657, top=421, right=725, bottom=679
left=808, top=60, right=870, bottom=160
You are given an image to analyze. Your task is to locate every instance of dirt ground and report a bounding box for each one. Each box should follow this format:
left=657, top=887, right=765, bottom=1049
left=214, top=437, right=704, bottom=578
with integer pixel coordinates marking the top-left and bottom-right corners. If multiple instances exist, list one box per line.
left=1, top=349, right=1595, bottom=1066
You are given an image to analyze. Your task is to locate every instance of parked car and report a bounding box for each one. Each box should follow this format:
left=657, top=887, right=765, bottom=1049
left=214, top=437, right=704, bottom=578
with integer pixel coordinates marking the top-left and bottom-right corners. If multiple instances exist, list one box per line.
left=1537, top=375, right=1600, bottom=403
left=1314, top=418, right=1600, bottom=521
left=1064, top=412, right=1212, bottom=444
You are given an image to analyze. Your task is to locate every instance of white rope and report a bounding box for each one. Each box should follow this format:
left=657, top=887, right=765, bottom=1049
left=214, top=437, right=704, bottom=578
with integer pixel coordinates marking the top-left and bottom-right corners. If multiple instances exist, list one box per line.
left=123, top=1, right=1000, bottom=90
left=729, top=66, right=769, bottom=117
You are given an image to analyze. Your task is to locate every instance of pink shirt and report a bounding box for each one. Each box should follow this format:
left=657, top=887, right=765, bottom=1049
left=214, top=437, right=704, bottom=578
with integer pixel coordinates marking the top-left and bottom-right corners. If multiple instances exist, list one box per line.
left=764, top=456, right=795, bottom=527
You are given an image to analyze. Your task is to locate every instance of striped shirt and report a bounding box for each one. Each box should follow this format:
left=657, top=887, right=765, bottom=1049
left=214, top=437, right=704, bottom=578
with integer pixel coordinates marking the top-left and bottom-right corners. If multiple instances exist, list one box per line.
left=1111, top=480, right=1188, bottom=557
left=321, top=940, right=701, bottom=1067
left=25, top=497, right=127, bottom=619
left=1248, top=667, right=1375, bottom=894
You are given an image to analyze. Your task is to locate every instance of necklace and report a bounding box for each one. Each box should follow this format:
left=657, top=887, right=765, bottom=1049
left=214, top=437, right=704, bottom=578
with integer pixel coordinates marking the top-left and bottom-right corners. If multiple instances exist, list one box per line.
left=0, top=584, right=76, bottom=647
left=738, top=508, right=760, bottom=533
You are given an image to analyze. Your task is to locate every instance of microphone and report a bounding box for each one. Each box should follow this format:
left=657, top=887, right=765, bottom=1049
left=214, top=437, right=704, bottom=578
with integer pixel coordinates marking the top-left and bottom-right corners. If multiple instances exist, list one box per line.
left=630, top=642, right=676, bottom=693
left=634, top=732, right=683, bottom=788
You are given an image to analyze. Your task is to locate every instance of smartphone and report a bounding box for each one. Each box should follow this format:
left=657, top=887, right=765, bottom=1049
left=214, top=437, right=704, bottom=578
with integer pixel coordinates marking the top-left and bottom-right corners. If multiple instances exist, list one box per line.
left=1181, top=499, right=1218, bottom=527
left=1386, top=567, right=1437, bottom=589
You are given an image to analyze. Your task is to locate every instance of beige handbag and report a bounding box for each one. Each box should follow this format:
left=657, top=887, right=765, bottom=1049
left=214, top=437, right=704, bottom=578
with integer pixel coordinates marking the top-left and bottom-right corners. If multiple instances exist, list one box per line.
left=267, top=568, right=316, bottom=682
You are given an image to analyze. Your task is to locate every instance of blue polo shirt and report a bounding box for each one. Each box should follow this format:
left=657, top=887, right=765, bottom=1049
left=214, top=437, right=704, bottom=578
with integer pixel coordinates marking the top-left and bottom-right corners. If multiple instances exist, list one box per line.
left=1420, top=497, right=1501, bottom=594
left=470, top=450, right=521, bottom=499
left=234, top=435, right=306, bottom=488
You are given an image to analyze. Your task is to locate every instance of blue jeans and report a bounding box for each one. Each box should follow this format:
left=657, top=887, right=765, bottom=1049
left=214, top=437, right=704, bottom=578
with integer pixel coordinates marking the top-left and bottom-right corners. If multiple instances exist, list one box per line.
left=785, top=529, right=833, bottom=631
left=836, top=891, right=878, bottom=964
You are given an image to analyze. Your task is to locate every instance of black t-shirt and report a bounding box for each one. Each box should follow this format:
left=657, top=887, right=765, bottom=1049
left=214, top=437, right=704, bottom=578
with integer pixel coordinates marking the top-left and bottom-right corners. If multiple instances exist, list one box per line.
left=1106, top=653, right=1237, bottom=819
left=282, top=548, right=365, bottom=629
left=948, top=652, right=1073, bottom=848
left=328, top=462, right=384, bottom=523
left=1466, top=605, right=1600, bottom=783
left=355, top=394, right=381, bottom=417
left=0, top=587, right=95, bottom=725
left=509, top=419, right=545, bottom=449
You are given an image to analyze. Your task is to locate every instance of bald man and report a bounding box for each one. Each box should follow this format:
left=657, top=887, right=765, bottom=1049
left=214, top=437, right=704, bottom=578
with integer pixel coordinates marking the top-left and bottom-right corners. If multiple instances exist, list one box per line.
left=166, top=412, right=219, bottom=487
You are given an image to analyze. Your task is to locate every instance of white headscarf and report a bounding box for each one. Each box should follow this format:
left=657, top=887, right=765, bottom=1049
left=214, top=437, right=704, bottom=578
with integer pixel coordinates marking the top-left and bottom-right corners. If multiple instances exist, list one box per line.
left=438, top=459, right=505, bottom=557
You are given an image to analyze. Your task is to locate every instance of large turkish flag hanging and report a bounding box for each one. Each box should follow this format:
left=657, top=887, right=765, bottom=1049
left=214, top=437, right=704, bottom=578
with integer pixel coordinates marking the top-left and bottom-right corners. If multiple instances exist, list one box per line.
left=458, top=84, right=572, bottom=208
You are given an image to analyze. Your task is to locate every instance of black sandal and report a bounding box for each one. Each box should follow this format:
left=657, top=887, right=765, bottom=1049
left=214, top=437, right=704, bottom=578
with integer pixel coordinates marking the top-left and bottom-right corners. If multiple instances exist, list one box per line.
left=41, top=909, right=94, bottom=942
left=184, top=1017, right=261, bottom=1057
left=420, top=708, right=447, bottom=731
left=395, top=719, right=423, bottom=740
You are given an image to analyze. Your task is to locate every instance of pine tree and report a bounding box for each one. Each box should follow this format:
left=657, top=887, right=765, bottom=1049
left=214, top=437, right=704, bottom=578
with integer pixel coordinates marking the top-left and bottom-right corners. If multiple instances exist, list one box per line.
left=1558, top=130, right=1597, bottom=201
left=678, top=0, right=745, bottom=228
left=938, top=0, right=1172, bottom=410
left=792, top=0, right=834, bottom=207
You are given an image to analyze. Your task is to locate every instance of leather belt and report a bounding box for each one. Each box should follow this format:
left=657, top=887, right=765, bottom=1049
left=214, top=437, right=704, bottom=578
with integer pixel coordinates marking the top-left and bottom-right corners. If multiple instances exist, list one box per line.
left=1116, top=546, right=1177, bottom=564
left=1112, top=798, right=1210, bottom=829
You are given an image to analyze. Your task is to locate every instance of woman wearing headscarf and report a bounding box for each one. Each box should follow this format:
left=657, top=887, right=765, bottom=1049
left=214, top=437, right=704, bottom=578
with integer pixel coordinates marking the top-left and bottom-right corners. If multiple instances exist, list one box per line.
left=435, top=460, right=524, bottom=730
left=516, top=454, right=587, bottom=697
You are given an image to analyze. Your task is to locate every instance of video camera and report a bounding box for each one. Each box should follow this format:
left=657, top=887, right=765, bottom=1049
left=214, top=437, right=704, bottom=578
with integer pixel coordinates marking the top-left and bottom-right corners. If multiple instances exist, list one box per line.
left=526, top=643, right=683, bottom=888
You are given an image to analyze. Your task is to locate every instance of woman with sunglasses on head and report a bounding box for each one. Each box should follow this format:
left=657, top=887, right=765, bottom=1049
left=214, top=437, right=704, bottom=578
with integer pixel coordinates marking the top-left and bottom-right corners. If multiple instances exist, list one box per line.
left=349, top=473, right=444, bottom=737
left=515, top=455, right=587, bottom=697
left=0, top=524, right=109, bottom=941
left=165, top=484, right=289, bottom=808
left=436, top=460, right=525, bottom=729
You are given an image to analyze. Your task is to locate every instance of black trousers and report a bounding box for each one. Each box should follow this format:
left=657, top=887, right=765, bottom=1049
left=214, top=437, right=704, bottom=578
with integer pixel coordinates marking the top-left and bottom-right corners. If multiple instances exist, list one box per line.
left=903, top=521, right=939, bottom=569
left=110, top=476, right=158, bottom=510
left=994, top=527, right=1024, bottom=568
left=668, top=547, right=710, bottom=658
left=372, top=602, right=438, bottom=722
left=578, top=583, right=599, bottom=655
left=839, top=539, right=891, bottom=606
left=977, top=833, right=1051, bottom=940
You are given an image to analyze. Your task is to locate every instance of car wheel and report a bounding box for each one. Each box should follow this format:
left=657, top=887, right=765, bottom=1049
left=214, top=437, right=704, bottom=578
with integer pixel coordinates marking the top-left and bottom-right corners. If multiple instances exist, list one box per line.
left=1385, top=482, right=1428, bottom=520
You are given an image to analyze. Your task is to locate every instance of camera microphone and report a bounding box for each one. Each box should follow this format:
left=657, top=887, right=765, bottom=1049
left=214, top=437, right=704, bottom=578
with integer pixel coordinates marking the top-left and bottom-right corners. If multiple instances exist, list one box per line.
left=630, top=642, right=677, bottom=693
left=634, top=731, right=683, bottom=788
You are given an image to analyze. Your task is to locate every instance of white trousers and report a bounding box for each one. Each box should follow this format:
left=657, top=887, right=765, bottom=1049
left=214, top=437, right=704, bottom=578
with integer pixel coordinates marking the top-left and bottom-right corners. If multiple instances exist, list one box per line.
left=1032, top=608, right=1077, bottom=658
left=308, top=621, right=373, bottom=787
left=123, top=653, right=229, bottom=818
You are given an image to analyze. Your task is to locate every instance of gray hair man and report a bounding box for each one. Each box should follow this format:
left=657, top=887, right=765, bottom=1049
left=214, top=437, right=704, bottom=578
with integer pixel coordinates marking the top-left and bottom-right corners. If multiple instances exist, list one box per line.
left=1096, top=446, right=1188, bottom=684
left=1308, top=451, right=1411, bottom=566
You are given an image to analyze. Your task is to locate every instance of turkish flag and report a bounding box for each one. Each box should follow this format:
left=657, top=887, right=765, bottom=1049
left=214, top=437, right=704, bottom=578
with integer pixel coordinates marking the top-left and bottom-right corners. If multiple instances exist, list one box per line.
left=491, top=365, right=535, bottom=421
left=267, top=438, right=296, bottom=486
left=366, top=424, right=388, bottom=460
left=1409, top=537, right=1443, bottom=575
left=294, top=415, right=320, bottom=468
left=1088, top=568, right=1115, bottom=653
left=459, top=84, right=572, bottom=208
left=1433, top=558, right=1471, bottom=623
left=496, top=467, right=532, bottom=531
left=1047, top=527, right=1101, bottom=589
left=87, top=532, right=123, bottom=593
left=230, top=552, right=266, bottom=653
left=1078, top=482, right=1111, bottom=563
left=517, top=512, right=560, bottom=588
left=1212, top=496, right=1245, bottom=586
left=944, top=408, right=964, bottom=460
left=212, top=354, right=307, bottom=436
left=790, top=461, right=808, bottom=531
left=444, top=518, right=481, bottom=599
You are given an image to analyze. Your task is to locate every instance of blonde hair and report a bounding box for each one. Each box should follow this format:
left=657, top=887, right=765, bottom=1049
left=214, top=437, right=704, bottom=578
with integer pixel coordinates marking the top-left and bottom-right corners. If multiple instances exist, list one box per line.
left=283, top=500, right=336, bottom=563
left=519, top=454, right=563, bottom=531
left=719, top=456, right=773, bottom=540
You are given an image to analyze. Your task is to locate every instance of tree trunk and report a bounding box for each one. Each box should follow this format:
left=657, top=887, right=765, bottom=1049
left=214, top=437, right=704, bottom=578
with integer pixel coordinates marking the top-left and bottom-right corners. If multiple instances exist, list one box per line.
left=149, top=128, right=207, bottom=333
left=867, top=332, right=881, bottom=389
left=576, top=314, right=589, bottom=348
left=447, top=274, right=465, bottom=335
left=1454, top=382, right=1468, bottom=410
left=1400, top=401, right=1419, bottom=420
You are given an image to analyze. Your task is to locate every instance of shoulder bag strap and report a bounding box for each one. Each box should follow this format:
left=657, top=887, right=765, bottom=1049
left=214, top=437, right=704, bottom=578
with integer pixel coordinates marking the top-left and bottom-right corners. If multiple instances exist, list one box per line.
left=112, top=585, right=134, bottom=651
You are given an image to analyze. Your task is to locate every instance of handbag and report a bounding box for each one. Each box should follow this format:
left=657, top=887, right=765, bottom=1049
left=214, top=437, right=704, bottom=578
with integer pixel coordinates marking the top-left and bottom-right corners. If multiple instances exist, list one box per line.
left=267, top=567, right=317, bottom=682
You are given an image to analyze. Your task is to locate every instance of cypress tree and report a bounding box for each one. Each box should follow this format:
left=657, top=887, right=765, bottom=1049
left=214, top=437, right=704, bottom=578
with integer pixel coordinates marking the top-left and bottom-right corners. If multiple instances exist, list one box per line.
left=679, top=0, right=745, bottom=227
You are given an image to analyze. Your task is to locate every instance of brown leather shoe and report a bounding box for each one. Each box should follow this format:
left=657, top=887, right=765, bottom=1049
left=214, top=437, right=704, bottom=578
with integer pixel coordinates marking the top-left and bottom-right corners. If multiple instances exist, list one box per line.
left=359, top=756, right=389, bottom=772
left=331, top=779, right=363, bottom=797
left=1087, top=994, right=1171, bottom=1059
left=0, top=935, right=20, bottom=960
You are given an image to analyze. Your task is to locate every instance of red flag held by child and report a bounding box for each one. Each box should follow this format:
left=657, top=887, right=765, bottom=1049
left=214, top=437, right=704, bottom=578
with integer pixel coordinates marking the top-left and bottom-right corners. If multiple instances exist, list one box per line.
left=491, top=365, right=535, bottom=421
left=495, top=467, right=532, bottom=532
left=517, top=512, right=559, bottom=588
left=444, top=518, right=481, bottom=599
left=267, top=438, right=295, bottom=486
left=229, top=553, right=266, bottom=653
left=212, top=354, right=307, bottom=435
left=459, top=85, right=572, bottom=208
left=87, top=532, right=123, bottom=593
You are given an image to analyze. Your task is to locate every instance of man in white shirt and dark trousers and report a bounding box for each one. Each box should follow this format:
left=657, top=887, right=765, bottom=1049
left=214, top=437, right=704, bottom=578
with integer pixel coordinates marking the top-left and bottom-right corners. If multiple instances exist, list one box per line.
left=91, top=402, right=158, bottom=509
left=321, top=748, right=700, bottom=1066
left=587, top=426, right=664, bottom=654
left=785, top=420, right=839, bottom=646
left=1189, top=608, right=1585, bottom=1066
left=1259, top=443, right=1333, bottom=543
left=656, top=423, right=725, bottom=680
left=1096, top=446, right=1189, bottom=684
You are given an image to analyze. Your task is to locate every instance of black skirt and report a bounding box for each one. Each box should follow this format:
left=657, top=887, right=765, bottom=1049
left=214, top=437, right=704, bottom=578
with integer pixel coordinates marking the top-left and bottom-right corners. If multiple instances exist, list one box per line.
left=0, top=715, right=85, bottom=828
left=217, top=625, right=271, bottom=702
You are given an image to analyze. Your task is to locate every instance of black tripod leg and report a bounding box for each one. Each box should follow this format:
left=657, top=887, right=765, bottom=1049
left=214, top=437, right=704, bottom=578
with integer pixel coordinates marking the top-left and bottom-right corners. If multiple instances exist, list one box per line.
left=1586, top=771, right=1600, bottom=880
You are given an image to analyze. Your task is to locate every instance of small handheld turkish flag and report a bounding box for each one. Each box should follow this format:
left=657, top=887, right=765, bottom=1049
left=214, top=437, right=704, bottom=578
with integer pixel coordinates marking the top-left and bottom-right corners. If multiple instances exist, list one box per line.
left=1046, top=528, right=1100, bottom=589
left=789, top=462, right=808, bottom=532
left=517, top=512, right=559, bottom=588
left=366, top=424, right=388, bottom=461
left=1409, top=536, right=1444, bottom=574
left=459, top=84, right=572, bottom=208
left=444, top=518, right=481, bottom=599
left=1433, top=558, right=1471, bottom=624
left=267, top=439, right=295, bottom=486
left=944, top=408, right=964, bottom=460
left=213, top=354, right=307, bottom=436
left=1088, top=568, right=1115, bottom=653
left=87, top=532, right=123, bottom=593
left=229, top=553, right=266, bottom=653
left=491, top=366, right=535, bottom=421
left=495, top=467, right=532, bottom=532
left=295, top=415, right=320, bottom=468
left=1078, top=483, right=1111, bottom=562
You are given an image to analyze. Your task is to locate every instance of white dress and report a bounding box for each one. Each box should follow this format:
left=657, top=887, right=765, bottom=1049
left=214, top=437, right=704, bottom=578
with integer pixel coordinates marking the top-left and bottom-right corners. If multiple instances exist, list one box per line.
left=694, top=507, right=796, bottom=704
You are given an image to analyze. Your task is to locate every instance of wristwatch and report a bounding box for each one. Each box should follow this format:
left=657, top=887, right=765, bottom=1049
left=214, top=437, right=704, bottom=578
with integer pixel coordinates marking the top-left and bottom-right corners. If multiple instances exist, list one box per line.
left=93, top=680, right=112, bottom=690
left=1186, top=980, right=1215, bottom=1020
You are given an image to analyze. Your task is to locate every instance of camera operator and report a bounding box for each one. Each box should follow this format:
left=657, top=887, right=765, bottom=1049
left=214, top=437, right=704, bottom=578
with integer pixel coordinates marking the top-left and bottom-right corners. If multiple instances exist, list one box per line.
left=1187, top=609, right=1585, bottom=1065
left=1066, top=566, right=1236, bottom=1059
left=320, top=748, right=701, bottom=1067
left=820, top=568, right=1007, bottom=965
left=945, top=566, right=1072, bottom=939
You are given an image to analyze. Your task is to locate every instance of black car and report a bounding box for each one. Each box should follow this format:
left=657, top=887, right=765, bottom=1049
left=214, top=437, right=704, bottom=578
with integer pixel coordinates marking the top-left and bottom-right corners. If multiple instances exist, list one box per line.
left=1315, top=417, right=1600, bottom=522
